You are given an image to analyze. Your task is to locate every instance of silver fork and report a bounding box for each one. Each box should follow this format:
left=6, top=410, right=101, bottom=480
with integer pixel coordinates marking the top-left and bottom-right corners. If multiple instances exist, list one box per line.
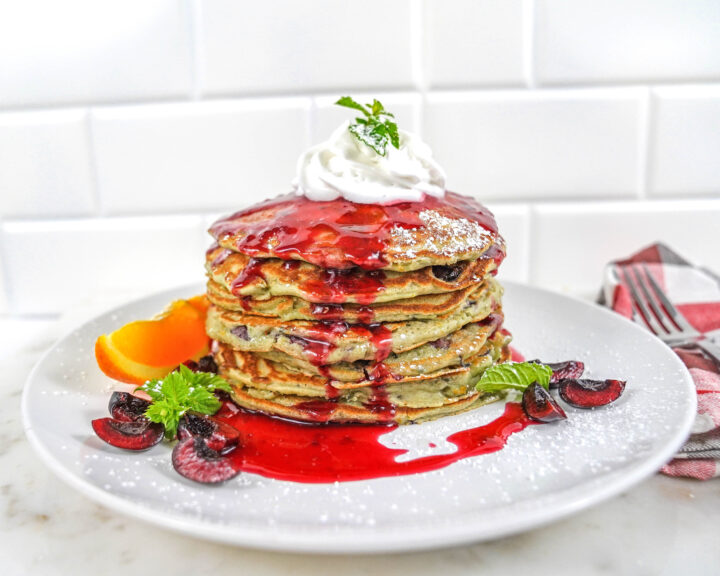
left=618, top=263, right=720, bottom=365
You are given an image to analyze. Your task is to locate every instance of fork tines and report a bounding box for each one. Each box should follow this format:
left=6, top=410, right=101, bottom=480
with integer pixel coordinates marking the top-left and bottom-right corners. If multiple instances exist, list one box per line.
left=618, top=263, right=700, bottom=343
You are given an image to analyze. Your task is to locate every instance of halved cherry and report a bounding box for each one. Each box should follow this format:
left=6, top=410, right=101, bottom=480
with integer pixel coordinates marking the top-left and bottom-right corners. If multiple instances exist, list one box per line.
left=522, top=382, right=567, bottom=423
left=529, top=359, right=585, bottom=387
left=108, top=391, right=150, bottom=422
left=558, top=379, right=625, bottom=408
left=172, top=437, right=241, bottom=484
left=177, top=412, right=240, bottom=454
left=179, top=355, right=219, bottom=375
left=92, top=418, right=164, bottom=451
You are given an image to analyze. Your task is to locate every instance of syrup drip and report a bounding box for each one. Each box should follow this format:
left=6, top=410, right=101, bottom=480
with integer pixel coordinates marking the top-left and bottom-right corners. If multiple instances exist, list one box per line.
left=210, top=192, right=499, bottom=271
left=216, top=400, right=536, bottom=483
left=230, top=258, right=266, bottom=295
left=309, top=303, right=375, bottom=324
left=290, top=322, right=393, bottom=367
left=363, top=384, right=396, bottom=422
left=303, top=269, right=386, bottom=305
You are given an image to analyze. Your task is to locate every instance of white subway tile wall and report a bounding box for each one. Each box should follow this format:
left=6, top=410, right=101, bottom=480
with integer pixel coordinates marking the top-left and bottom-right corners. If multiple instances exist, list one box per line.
left=198, top=0, right=415, bottom=95
left=0, top=0, right=193, bottom=108
left=0, top=0, right=718, bottom=316
left=2, top=217, right=207, bottom=315
left=424, top=89, right=644, bottom=199
left=91, top=99, right=310, bottom=214
left=0, top=109, right=96, bottom=218
left=531, top=200, right=720, bottom=297
left=535, top=0, right=720, bottom=85
left=425, top=0, right=525, bottom=88
left=0, top=251, right=7, bottom=314
left=649, top=85, right=720, bottom=196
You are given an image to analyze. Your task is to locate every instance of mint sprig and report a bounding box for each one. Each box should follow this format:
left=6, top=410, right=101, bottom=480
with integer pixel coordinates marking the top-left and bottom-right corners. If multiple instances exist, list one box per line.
left=335, top=96, right=400, bottom=156
left=135, top=365, right=232, bottom=439
left=475, top=362, right=553, bottom=395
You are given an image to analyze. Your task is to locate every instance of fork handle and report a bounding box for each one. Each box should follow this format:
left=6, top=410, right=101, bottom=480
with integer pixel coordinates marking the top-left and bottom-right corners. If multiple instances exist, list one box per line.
left=696, top=338, right=720, bottom=369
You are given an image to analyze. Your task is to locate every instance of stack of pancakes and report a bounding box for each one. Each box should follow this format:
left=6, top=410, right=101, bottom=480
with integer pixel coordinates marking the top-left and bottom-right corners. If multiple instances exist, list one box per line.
left=204, top=192, right=511, bottom=424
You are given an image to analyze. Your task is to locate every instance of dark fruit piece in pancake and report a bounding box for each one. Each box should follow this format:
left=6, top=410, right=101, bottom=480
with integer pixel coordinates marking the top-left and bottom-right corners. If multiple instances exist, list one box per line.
left=431, top=263, right=465, bottom=283
left=522, top=383, right=567, bottom=423
left=92, top=418, right=164, bottom=451
left=558, top=379, right=626, bottom=408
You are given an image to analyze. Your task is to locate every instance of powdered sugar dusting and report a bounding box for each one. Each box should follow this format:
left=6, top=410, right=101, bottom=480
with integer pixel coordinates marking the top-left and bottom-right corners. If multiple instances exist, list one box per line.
left=390, top=209, right=496, bottom=259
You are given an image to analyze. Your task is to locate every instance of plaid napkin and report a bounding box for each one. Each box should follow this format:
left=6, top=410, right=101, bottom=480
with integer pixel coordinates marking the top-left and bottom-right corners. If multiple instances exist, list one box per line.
left=599, top=243, right=720, bottom=480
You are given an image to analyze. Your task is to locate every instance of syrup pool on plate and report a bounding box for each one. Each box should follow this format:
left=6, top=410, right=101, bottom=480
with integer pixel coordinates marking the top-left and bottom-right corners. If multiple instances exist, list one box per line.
left=215, top=400, right=536, bottom=484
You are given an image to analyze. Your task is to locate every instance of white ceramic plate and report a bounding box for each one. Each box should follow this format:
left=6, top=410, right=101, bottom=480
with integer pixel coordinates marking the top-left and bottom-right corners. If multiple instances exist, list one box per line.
left=22, top=282, right=695, bottom=554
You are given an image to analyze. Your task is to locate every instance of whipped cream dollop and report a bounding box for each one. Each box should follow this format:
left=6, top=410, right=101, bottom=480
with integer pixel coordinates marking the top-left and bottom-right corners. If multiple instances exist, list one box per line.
left=295, top=121, right=447, bottom=204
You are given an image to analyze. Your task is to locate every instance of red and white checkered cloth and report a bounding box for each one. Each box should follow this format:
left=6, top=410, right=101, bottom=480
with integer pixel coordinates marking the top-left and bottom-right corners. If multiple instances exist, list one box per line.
left=599, top=243, right=720, bottom=480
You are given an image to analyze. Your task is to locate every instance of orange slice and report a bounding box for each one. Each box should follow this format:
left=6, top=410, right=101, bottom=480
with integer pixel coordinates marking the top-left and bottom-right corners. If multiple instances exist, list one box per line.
left=95, top=296, right=210, bottom=384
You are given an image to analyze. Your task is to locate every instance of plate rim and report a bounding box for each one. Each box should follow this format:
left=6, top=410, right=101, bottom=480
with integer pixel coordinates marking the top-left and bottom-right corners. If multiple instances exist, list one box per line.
left=21, top=281, right=697, bottom=554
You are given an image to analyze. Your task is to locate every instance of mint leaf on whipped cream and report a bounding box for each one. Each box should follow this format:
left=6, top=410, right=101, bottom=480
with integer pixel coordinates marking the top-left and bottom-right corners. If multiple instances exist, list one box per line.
left=475, top=362, right=553, bottom=395
left=335, top=96, right=399, bottom=156
left=135, top=364, right=232, bottom=439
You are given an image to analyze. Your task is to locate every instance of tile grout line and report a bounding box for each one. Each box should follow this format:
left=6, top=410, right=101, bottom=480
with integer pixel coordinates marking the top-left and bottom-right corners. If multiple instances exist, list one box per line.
left=411, top=0, right=428, bottom=137
left=522, top=0, right=537, bottom=89
left=0, top=217, right=13, bottom=314
left=189, top=0, right=204, bottom=101
left=638, top=87, right=655, bottom=200
left=84, top=108, right=104, bottom=217
left=3, top=82, right=720, bottom=115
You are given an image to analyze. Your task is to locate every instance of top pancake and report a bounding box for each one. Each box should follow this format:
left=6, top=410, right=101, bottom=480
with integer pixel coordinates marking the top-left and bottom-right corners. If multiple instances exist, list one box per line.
left=208, top=191, right=503, bottom=272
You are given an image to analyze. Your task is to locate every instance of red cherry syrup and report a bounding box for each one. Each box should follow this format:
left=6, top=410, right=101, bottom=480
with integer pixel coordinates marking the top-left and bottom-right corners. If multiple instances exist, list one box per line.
left=215, top=400, right=535, bottom=484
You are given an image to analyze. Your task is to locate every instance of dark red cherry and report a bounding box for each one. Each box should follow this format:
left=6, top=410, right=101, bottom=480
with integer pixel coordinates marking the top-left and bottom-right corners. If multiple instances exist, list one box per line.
left=522, top=383, right=567, bottom=423
left=529, top=359, right=585, bottom=387
left=177, top=412, right=240, bottom=453
left=558, top=379, right=626, bottom=408
left=108, top=391, right=150, bottom=422
left=181, top=360, right=199, bottom=371
left=92, top=418, right=164, bottom=451
left=172, top=437, right=241, bottom=484
left=197, top=355, right=219, bottom=374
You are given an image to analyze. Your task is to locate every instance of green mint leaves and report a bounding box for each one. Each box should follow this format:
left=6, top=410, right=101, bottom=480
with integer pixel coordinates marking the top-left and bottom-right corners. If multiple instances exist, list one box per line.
left=135, top=364, right=232, bottom=440
left=335, top=96, right=400, bottom=156
left=475, top=362, right=553, bottom=395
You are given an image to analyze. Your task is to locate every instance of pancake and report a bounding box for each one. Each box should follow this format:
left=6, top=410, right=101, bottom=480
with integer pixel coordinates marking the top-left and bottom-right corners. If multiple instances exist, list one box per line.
left=209, top=191, right=503, bottom=272
left=254, top=317, right=509, bottom=382
left=206, top=279, right=502, bottom=365
left=207, top=278, right=490, bottom=322
left=206, top=244, right=500, bottom=305
left=227, top=385, right=505, bottom=424
left=216, top=336, right=506, bottom=399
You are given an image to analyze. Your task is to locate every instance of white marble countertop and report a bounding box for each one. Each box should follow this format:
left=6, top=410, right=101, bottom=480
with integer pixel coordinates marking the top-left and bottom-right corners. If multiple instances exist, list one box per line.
left=2, top=309, right=719, bottom=576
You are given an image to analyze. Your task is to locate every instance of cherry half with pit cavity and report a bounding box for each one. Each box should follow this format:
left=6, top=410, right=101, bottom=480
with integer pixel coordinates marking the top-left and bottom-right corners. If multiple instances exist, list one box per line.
left=108, top=391, right=150, bottom=422
left=172, top=437, right=241, bottom=484
left=529, top=359, right=585, bottom=386
left=522, top=382, right=567, bottom=423
left=177, top=411, right=240, bottom=454
left=558, top=379, right=626, bottom=409
left=92, top=418, right=164, bottom=451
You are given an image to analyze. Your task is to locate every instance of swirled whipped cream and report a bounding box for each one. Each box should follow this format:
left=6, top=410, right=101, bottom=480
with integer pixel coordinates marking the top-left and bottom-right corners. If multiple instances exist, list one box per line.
left=295, top=121, right=447, bottom=204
